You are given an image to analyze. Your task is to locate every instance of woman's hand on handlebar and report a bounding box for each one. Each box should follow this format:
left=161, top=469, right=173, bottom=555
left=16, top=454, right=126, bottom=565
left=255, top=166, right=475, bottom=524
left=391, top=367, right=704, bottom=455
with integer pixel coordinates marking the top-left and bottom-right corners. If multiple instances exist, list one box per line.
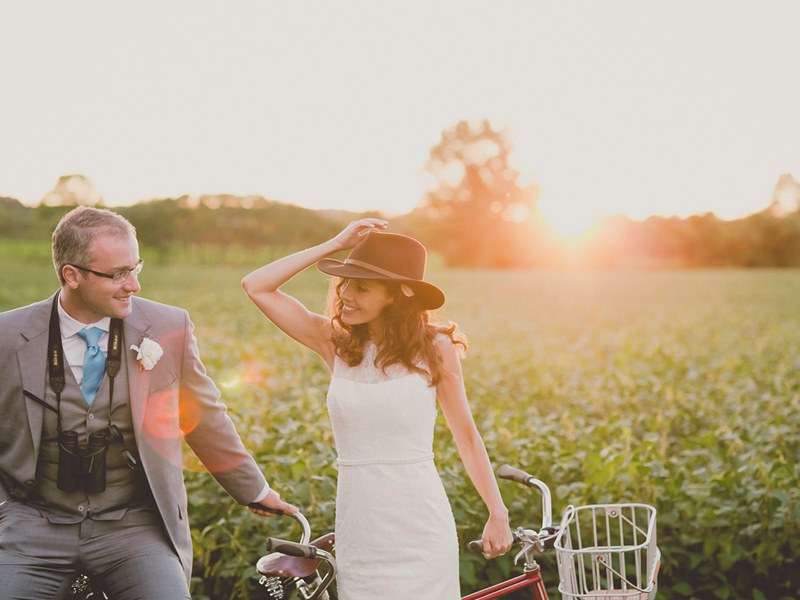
left=480, top=511, right=514, bottom=559
left=248, top=489, right=299, bottom=517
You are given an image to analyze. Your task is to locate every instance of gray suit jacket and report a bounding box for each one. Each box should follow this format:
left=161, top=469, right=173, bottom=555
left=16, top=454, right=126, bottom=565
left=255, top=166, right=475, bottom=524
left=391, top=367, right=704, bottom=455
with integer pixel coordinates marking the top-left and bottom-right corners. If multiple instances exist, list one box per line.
left=0, top=294, right=268, bottom=581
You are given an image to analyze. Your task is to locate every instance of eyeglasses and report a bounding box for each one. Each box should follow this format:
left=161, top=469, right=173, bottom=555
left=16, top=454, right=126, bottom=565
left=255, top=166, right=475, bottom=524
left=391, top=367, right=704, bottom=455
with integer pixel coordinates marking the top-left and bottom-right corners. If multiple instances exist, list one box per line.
left=69, top=259, right=144, bottom=285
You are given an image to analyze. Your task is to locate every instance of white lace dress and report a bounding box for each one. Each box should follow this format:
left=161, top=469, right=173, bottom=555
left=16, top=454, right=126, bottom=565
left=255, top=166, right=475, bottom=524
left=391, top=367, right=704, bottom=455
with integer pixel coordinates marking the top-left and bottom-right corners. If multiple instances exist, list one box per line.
left=326, top=342, right=460, bottom=599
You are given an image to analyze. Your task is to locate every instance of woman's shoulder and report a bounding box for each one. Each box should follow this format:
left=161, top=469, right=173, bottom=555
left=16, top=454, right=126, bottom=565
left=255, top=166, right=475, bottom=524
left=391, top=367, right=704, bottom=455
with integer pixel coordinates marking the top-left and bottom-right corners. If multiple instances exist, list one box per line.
left=432, top=331, right=453, bottom=347
left=430, top=325, right=467, bottom=361
left=430, top=322, right=465, bottom=347
left=431, top=331, right=460, bottom=361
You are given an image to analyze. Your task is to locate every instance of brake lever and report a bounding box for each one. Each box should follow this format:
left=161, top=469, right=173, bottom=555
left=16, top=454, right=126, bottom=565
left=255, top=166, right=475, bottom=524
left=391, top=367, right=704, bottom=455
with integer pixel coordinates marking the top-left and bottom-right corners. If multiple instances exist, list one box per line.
left=513, top=529, right=544, bottom=565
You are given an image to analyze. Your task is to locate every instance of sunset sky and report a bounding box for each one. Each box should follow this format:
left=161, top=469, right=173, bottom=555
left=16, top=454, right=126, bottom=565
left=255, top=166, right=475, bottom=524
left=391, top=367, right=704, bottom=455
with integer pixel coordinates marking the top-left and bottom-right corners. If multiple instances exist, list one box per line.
left=1, top=1, right=798, bottom=237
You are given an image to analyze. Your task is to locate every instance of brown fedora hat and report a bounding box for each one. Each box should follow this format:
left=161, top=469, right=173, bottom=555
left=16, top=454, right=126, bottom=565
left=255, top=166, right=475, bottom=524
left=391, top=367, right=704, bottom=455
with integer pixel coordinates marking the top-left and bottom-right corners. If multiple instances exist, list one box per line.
left=317, top=231, right=445, bottom=309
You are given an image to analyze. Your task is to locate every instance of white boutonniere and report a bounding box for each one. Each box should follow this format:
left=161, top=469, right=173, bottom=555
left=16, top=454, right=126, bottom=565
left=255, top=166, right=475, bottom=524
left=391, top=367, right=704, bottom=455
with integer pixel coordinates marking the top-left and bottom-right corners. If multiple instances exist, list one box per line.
left=130, top=337, right=163, bottom=371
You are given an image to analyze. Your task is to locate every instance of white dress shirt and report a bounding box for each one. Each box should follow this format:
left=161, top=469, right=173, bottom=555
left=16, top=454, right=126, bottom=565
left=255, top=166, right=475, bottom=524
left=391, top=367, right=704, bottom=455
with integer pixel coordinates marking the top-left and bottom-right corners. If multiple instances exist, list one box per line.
left=57, top=298, right=111, bottom=386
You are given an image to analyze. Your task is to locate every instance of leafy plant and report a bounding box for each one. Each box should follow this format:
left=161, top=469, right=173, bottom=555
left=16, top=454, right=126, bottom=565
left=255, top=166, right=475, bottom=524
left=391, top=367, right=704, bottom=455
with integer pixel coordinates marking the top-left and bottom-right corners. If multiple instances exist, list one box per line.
left=3, top=260, right=799, bottom=600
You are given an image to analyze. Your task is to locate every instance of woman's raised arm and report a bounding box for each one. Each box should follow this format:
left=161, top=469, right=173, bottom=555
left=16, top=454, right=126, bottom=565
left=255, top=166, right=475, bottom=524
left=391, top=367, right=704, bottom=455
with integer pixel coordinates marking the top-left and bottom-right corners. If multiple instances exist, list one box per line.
left=241, top=218, right=387, bottom=366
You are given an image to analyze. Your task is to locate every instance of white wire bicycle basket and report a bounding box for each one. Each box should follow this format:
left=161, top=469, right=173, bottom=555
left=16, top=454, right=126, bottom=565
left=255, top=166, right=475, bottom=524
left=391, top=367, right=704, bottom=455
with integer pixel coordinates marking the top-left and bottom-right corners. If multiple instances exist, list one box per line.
left=555, top=503, right=660, bottom=600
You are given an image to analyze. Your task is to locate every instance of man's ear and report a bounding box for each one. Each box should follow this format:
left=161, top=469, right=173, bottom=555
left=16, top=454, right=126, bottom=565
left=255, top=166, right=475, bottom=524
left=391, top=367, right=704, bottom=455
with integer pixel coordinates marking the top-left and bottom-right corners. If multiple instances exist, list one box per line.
left=62, top=265, right=82, bottom=289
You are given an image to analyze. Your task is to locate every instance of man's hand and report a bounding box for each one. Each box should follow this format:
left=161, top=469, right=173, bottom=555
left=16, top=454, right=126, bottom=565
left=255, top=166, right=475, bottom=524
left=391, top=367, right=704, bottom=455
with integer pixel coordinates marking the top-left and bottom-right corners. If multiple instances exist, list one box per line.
left=247, top=489, right=299, bottom=517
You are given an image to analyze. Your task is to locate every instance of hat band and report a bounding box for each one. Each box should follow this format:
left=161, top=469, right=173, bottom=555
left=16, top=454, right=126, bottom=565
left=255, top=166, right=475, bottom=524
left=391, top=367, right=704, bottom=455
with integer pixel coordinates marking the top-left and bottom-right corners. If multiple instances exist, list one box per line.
left=344, top=258, right=415, bottom=280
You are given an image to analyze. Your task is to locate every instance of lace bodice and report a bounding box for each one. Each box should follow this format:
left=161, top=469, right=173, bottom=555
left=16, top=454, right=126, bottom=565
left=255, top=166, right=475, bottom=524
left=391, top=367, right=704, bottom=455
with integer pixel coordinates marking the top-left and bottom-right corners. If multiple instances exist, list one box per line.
left=327, top=342, right=437, bottom=465
left=331, top=342, right=421, bottom=384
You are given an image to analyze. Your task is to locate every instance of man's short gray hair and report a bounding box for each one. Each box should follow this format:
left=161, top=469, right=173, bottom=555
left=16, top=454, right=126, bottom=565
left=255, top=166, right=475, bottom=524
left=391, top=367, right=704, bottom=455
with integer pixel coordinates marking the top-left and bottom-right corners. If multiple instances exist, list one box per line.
left=52, top=206, right=137, bottom=285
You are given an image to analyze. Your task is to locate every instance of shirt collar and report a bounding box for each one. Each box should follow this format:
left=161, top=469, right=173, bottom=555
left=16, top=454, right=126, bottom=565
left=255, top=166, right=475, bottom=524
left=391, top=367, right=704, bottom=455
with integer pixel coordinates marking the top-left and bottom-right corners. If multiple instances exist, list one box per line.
left=57, top=297, right=111, bottom=338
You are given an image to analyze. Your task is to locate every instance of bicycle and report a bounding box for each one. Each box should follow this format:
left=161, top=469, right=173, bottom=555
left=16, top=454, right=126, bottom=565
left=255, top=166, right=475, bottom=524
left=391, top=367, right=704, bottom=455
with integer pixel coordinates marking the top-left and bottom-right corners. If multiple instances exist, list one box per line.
left=255, top=464, right=660, bottom=600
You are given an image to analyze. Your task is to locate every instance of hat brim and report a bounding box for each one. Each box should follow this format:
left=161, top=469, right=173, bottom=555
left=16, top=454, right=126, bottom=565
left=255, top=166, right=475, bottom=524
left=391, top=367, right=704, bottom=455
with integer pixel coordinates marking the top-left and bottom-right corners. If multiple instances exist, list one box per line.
left=317, top=258, right=445, bottom=310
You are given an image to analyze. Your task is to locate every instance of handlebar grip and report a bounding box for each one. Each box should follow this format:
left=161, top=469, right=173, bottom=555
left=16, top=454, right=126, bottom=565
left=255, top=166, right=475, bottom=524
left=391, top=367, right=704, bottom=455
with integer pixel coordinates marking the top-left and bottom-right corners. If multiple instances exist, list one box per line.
left=497, top=464, right=534, bottom=485
left=265, top=537, right=318, bottom=559
left=248, top=502, right=286, bottom=516
left=467, top=531, right=520, bottom=556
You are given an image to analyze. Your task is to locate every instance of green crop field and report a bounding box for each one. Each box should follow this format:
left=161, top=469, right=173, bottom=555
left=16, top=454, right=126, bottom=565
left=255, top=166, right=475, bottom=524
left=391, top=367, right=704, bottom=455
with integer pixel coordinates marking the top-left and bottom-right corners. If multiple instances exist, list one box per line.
left=2, top=253, right=799, bottom=600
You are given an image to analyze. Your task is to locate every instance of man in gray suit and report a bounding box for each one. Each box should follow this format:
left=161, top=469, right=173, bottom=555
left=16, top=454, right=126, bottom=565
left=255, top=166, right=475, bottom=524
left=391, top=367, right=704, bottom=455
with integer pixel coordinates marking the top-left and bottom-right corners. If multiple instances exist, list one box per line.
left=0, top=206, right=296, bottom=599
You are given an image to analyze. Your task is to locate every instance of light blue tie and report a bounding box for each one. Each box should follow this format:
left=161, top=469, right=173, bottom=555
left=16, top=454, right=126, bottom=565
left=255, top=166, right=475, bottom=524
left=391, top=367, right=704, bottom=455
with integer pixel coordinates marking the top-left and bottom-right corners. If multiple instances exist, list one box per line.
left=77, top=327, right=105, bottom=405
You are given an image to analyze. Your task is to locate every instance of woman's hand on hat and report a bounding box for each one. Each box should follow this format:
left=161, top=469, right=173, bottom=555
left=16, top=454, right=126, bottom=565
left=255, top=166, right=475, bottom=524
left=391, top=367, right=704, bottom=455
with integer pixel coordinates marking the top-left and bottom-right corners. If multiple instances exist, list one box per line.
left=331, top=218, right=388, bottom=251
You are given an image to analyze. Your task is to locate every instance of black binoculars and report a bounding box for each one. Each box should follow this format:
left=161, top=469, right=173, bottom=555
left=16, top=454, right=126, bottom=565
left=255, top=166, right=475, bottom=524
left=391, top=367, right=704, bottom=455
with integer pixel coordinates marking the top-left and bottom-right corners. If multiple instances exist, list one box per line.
left=57, top=429, right=109, bottom=493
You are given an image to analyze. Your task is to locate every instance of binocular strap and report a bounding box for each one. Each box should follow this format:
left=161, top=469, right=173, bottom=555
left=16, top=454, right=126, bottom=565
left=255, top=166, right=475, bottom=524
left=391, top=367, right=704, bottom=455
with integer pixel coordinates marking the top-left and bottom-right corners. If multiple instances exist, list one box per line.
left=48, top=293, right=139, bottom=484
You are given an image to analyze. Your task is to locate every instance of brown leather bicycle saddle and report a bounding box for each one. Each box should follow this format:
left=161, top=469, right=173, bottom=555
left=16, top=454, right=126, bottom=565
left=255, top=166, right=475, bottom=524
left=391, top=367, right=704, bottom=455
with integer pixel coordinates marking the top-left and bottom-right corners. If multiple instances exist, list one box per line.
left=256, top=533, right=335, bottom=578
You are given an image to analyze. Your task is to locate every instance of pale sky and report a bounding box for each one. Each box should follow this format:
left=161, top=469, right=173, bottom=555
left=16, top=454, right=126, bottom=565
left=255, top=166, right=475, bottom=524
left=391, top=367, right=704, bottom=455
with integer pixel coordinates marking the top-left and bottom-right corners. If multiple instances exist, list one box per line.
left=1, top=1, right=798, bottom=236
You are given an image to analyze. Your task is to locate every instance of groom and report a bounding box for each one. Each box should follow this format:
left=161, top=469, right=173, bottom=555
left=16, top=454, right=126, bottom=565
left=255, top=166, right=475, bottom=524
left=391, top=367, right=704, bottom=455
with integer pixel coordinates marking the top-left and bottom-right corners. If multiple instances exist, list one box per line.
left=0, top=206, right=296, bottom=599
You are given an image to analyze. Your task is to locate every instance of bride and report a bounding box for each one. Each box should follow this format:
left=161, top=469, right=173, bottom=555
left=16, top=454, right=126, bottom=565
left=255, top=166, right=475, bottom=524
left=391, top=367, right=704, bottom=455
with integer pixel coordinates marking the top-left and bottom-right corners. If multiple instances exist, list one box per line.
left=242, top=218, right=512, bottom=599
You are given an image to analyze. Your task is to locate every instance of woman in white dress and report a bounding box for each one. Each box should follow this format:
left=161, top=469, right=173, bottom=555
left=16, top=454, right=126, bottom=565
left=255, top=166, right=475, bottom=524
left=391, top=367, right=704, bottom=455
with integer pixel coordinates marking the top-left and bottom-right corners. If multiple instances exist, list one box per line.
left=242, top=218, right=513, bottom=599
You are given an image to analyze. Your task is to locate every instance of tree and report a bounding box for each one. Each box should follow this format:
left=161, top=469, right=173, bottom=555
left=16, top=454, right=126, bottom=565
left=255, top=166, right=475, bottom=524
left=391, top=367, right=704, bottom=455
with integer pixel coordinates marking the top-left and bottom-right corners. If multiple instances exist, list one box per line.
left=41, top=174, right=103, bottom=206
left=767, top=173, right=800, bottom=216
left=416, top=120, right=542, bottom=267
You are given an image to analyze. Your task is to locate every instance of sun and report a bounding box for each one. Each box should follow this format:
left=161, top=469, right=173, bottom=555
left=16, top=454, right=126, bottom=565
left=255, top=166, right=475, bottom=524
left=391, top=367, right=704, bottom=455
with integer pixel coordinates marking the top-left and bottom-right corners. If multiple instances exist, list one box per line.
left=538, top=201, right=602, bottom=241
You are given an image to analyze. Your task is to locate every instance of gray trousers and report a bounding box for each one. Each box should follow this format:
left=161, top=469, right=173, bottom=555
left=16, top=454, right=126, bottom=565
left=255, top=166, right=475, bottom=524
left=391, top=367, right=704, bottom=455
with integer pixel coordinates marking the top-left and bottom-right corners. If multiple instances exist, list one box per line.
left=0, top=500, right=191, bottom=600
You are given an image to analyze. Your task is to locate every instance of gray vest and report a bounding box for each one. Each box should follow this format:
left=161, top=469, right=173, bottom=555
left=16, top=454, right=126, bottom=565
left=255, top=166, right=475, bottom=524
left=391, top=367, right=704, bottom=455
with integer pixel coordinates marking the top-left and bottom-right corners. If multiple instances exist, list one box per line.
left=33, top=350, right=155, bottom=523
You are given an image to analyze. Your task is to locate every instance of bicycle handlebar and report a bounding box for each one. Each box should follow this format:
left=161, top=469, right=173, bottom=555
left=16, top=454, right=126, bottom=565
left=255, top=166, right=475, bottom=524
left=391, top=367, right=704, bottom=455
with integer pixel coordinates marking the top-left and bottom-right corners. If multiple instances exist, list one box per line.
left=249, top=504, right=313, bottom=545
left=496, top=464, right=553, bottom=530
left=496, top=464, right=534, bottom=484
left=247, top=502, right=287, bottom=516
left=467, top=531, right=521, bottom=555
left=465, top=465, right=556, bottom=558
left=468, top=525, right=561, bottom=558
left=265, top=537, right=319, bottom=559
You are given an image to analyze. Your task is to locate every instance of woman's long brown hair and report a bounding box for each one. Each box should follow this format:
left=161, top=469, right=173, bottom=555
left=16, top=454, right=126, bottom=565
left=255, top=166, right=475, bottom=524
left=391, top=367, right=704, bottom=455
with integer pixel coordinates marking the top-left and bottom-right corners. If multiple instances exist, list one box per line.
left=326, top=278, right=467, bottom=386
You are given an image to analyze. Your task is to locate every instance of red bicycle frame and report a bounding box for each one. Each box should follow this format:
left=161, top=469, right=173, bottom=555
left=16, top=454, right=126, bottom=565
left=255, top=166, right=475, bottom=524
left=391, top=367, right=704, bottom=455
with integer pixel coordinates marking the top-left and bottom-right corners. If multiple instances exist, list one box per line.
left=462, top=567, right=549, bottom=599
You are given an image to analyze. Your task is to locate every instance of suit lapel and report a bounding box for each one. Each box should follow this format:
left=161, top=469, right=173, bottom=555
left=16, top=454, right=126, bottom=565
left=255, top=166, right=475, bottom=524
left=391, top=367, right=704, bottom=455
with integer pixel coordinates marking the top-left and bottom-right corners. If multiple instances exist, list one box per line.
left=18, top=295, right=57, bottom=457
left=124, top=298, right=152, bottom=435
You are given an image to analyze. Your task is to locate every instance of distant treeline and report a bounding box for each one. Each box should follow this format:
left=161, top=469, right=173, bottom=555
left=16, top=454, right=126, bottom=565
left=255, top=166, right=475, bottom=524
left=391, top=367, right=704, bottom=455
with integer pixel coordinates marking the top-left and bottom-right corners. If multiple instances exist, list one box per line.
left=1, top=195, right=799, bottom=268
left=546, top=210, right=800, bottom=268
